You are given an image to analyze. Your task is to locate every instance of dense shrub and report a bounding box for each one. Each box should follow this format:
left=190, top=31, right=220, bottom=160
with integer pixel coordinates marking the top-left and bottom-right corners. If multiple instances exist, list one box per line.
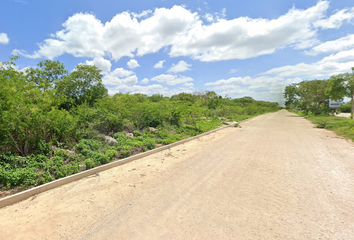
left=340, top=103, right=352, bottom=113
left=105, top=149, right=117, bottom=160
left=133, top=130, right=142, bottom=137
left=0, top=57, right=280, bottom=190
left=84, top=158, right=96, bottom=169
left=0, top=166, right=38, bottom=188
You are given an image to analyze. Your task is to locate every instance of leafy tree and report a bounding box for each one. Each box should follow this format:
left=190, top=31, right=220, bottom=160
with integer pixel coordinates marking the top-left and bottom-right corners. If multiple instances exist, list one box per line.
left=233, top=96, right=256, bottom=106
left=171, top=92, right=197, bottom=104
left=56, top=64, right=108, bottom=109
left=297, top=80, right=329, bottom=115
left=25, top=60, right=68, bottom=90
left=149, top=94, right=165, bottom=102
left=284, top=84, right=299, bottom=109
left=283, top=80, right=330, bottom=115
left=327, top=68, right=354, bottom=119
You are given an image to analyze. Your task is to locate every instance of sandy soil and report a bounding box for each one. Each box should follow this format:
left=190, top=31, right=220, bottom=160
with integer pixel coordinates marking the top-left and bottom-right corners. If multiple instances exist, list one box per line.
left=335, top=113, right=352, bottom=118
left=1, top=110, right=354, bottom=240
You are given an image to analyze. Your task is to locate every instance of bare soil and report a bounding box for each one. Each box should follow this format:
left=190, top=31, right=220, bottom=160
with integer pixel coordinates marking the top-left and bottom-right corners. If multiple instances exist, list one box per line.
left=1, top=110, right=354, bottom=240
left=335, top=112, right=351, bottom=118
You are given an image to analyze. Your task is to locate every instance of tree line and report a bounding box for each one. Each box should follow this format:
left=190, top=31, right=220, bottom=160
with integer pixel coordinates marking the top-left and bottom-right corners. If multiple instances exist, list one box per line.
left=284, top=67, right=354, bottom=118
left=0, top=56, right=280, bottom=190
left=0, top=56, right=280, bottom=157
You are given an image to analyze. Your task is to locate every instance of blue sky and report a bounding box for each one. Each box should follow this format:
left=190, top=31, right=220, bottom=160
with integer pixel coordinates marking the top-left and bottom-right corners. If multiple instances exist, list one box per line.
left=1, top=0, right=354, bottom=104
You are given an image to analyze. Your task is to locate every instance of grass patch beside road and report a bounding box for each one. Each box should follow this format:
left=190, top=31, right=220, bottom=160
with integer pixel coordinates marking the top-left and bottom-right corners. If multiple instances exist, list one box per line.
left=302, top=114, right=354, bottom=141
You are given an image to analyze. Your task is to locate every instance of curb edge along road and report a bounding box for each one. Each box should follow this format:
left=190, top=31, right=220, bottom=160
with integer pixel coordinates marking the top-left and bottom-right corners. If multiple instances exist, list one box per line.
left=0, top=112, right=269, bottom=209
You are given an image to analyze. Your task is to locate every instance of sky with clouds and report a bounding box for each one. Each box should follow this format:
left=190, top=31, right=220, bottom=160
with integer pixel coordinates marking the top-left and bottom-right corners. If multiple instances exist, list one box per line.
left=1, top=0, right=354, bottom=104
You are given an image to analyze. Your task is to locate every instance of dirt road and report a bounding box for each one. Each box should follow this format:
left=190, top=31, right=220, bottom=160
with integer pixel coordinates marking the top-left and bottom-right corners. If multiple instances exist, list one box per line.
left=1, top=110, right=354, bottom=239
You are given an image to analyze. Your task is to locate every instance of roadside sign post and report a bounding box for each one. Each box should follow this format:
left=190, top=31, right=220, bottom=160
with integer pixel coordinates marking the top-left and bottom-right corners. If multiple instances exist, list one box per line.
left=329, top=99, right=341, bottom=109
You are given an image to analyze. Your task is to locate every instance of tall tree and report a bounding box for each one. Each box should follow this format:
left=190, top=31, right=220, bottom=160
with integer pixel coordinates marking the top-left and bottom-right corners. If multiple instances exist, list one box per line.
left=56, top=64, right=108, bottom=109
left=283, top=80, right=330, bottom=115
left=284, top=84, right=299, bottom=110
left=327, top=68, right=354, bottom=119
left=298, top=80, right=329, bottom=115
left=25, top=60, right=68, bottom=90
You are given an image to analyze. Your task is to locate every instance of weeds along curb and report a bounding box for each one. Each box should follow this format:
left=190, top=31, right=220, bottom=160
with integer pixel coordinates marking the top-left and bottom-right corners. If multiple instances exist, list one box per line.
left=0, top=113, right=266, bottom=209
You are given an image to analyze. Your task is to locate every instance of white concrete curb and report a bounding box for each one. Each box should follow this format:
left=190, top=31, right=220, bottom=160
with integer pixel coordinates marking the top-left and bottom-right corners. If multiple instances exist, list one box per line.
left=0, top=114, right=264, bottom=208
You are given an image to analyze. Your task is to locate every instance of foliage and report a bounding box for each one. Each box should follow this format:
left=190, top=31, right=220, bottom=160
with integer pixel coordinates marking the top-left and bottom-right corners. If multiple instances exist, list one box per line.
left=284, top=68, right=354, bottom=118
left=56, top=64, right=108, bottom=109
left=0, top=56, right=280, bottom=190
left=303, top=115, right=354, bottom=141
left=283, top=80, right=330, bottom=115
left=340, top=102, right=352, bottom=113
left=326, top=69, right=354, bottom=118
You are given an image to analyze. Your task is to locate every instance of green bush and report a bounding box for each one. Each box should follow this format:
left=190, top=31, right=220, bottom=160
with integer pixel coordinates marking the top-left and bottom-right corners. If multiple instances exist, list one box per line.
left=0, top=61, right=280, bottom=190
left=25, top=154, right=47, bottom=168
left=316, top=120, right=327, bottom=128
left=80, top=148, right=92, bottom=157
left=77, top=139, right=100, bottom=151
left=155, top=129, right=169, bottom=138
left=0, top=166, right=38, bottom=188
left=177, top=125, right=201, bottom=136
left=43, top=156, right=64, bottom=173
left=37, top=139, right=52, bottom=156
left=105, top=149, right=117, bottom=160
left=55, top=163, right=79, bottom=178
left=133, top=130, right=142, bottom=137
left=340, top=103, right=351, bottom=113
left=304, top=115, right=354, bottom=141
left=54, top=149, right=69, bottom=158
left=119, top=146, right=131, bottom=158
left=74, top=142, right=89, bottom=153
left=113, top=132, right=126, bottom=140
left=158, top=138, right=175, bottom=145
left=84, top=158, right=96, bottom=169
left=37, top=171, right=54, bottom=185
left=93, top=152, right=110, bottom=164
left=143, top=138, right=156, bottom=150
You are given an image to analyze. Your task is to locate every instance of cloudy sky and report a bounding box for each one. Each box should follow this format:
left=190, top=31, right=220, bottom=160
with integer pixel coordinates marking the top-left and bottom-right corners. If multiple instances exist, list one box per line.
left=1, top=0, right=354, bottom=104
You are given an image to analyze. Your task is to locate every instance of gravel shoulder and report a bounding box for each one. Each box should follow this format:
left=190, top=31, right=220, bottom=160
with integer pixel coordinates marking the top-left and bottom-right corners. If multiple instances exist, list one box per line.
left=1, top=110, right=354, bottom=240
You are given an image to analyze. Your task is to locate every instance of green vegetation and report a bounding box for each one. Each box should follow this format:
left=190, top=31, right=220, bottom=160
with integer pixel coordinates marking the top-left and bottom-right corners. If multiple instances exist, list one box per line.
left=284, top=67, right=354, bottom=117
left=298, top=114, right=354, bottom=141
left=284, top=67, right=354, bottom=141
left=0, top=56, right=280, bottom=191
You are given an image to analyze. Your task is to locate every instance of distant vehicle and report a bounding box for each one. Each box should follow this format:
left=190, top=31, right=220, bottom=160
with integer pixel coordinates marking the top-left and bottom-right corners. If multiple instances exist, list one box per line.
left=329, top=99, right=342, bottom=109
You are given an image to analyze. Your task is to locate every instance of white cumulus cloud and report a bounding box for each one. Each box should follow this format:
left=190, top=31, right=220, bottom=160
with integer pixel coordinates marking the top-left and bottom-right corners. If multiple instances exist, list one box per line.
left=205, top=35, right=354, bottom=103
left=183, top=82, right=194, bottom=88
left=141, top=78, right=149, bottom=84
left=170, top=1, right=330, bottom=61
left=167, top=60, right=192, bottom=73
left=13, top=6, right=197, bottom=60
left=204, top=13, right=214, bottom=22
left=264, top=49, right=354, bottom=79
left=107, top=84, right=169, bottom=96
left=205, top=75, right=299, bottom=103
left=153, top=60, right=165, bottom=68
left=151, top=74, right=193, bottom=85
left=305, top=34, right=354, bottom=56
left=127, top=59, right=140, bottom=69
left=0, top=33, right=9, bottom=44
left=103, top=67, right=138, bottom=86
left=85, top=57, right=112, bottom=74
left=314, top=6, right=354, bottom=29
left=12, top=1, right=342, bottom=63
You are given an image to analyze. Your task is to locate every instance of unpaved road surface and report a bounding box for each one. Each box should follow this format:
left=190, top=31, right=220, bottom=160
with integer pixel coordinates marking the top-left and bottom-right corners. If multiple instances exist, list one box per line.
left=1, top=110, right=354, bottom=240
